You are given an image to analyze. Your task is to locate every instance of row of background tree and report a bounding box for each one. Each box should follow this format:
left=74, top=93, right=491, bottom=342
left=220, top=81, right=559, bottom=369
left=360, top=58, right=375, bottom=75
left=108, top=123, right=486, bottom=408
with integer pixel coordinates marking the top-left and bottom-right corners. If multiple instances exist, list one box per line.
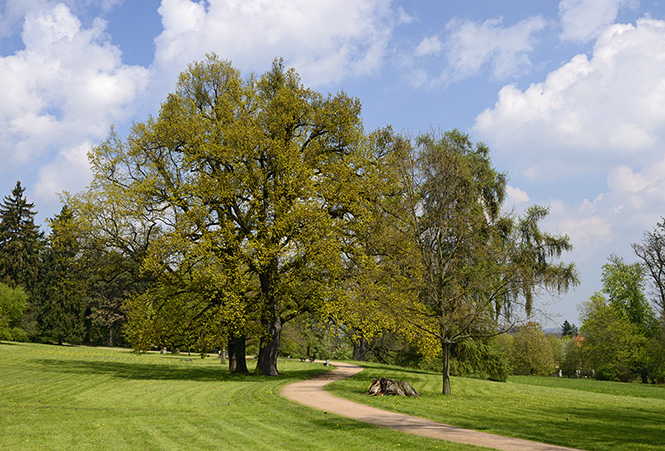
left=0, top=54, right=663, bottom=391
left=0, top=181, right=140, bottom=347
left=0, top=178, right=664, bottom=383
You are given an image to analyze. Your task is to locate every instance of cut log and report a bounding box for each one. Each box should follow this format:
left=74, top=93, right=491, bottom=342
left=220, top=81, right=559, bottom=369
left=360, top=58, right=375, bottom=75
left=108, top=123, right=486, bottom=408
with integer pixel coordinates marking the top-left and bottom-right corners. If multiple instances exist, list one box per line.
left=368, top=377, right=421, bottom=397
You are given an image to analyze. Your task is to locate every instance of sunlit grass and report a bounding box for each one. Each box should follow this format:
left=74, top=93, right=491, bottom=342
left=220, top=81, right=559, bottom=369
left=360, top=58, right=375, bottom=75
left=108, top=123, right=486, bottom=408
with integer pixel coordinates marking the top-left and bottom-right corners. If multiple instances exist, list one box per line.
left=0, top=342, right=485, bottom=450
left=327, top=361, right=665, bottom=451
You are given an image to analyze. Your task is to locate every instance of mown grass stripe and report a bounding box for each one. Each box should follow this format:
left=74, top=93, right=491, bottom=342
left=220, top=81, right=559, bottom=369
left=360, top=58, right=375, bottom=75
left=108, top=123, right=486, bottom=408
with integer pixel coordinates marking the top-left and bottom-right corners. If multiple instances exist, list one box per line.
left=0, top=342, right=482, bottom=450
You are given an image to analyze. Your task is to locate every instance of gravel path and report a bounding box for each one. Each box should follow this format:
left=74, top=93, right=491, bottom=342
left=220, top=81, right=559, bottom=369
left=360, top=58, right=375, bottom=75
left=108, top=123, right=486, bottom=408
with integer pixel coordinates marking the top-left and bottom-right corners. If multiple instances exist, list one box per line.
left=280, top=361, right=583, bottom=451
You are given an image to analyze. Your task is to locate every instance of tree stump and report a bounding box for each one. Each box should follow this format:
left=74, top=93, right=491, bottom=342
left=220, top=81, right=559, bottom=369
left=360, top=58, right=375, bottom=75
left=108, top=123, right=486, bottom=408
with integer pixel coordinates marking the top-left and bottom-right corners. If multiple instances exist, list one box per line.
left=368, top=377, right=421, bottom=397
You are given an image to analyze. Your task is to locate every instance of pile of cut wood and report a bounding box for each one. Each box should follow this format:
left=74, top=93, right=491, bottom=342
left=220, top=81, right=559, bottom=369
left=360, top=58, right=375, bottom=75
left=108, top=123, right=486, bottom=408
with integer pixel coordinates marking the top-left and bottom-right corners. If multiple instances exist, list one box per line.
left=367, top=377, right=421, bottom=397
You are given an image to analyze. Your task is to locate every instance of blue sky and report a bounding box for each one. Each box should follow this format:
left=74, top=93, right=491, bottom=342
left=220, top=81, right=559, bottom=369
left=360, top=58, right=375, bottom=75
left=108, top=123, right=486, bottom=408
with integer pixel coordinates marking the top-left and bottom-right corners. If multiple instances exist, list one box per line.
left=2, top=0, right=665, bottom=328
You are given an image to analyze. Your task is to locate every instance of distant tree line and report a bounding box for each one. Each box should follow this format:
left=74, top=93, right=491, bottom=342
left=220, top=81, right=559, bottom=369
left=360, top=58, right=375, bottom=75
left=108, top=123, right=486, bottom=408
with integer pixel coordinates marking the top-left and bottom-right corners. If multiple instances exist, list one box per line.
left=0, top=181, right=140, bottom=347
left=459, top=229, right=665, bottom=384
left=560, top=244, right=665, bottom=383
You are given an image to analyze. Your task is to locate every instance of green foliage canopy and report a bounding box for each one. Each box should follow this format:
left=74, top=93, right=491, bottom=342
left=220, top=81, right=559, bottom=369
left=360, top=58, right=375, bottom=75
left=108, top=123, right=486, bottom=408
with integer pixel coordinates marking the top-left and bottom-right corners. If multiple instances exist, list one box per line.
left=0, top=282, right=27, bottom=340
left=601, top=254, right=654, bottom=332
left=36, top=206, right=88, bottom=345
left=579, top=293, right=648, bottom=381
left=509, top=322, right=556, bottom=376
left=70, top=55, right=373, bottom=375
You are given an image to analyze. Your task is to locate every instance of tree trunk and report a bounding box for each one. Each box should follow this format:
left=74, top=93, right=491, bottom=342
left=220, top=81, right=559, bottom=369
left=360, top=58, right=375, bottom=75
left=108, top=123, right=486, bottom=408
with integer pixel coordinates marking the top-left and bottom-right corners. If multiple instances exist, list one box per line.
left=442, top=341, right=451, bottom=395
left=228, top=335, right=248, bottom=374
left=108, top=327, right=113, bottom=348
left=257, top=314, right=281, bottom=376
left=84, top=308, right=92, bottom=344
left=353, top=336, right=368, bottom=361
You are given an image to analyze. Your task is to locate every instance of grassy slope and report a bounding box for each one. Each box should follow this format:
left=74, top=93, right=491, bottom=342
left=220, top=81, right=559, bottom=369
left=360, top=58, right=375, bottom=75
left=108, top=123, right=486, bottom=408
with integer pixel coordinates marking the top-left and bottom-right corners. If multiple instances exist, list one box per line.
left=326, top=362, right=665, bottom=451
left=0, top=342, right=483, bottom=451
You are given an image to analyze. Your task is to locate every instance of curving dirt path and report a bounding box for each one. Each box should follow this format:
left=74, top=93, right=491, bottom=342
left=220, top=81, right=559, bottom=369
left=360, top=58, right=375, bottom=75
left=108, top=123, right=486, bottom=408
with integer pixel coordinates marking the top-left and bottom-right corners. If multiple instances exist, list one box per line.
left=280, top=361, right=583, bottom=451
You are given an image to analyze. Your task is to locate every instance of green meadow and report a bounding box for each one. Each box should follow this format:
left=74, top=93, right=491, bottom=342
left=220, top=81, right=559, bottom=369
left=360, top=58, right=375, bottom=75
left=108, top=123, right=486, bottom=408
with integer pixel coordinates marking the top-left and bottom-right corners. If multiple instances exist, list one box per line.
left=327, top=362, right=665, bottom=451
left=0, top=342, right=479, bottom=450
left=2, top=342, right=665, bottom=450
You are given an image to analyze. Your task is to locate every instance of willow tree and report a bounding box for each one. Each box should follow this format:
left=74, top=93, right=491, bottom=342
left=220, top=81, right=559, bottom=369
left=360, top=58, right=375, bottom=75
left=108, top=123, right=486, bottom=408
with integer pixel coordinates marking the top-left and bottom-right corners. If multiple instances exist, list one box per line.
left=388, top=130, right=578, bottom=394
left=70, top=54, right=369, bottom=375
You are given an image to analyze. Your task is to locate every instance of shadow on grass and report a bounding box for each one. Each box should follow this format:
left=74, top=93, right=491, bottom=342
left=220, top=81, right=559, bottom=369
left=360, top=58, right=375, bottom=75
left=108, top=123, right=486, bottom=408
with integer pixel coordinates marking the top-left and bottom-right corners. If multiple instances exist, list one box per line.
left=330, top=365, right=665, bottom=450
left=32, top=358, right=329, bottom=383
left=559, top=405, right=665, bottom=450
left=348, top=360, right=439, bottom=376
left=510, top=375, right=665, bottom=399
left=443, top=401, right=665, bottom=450
left=0, top=341, right=23, bottom=346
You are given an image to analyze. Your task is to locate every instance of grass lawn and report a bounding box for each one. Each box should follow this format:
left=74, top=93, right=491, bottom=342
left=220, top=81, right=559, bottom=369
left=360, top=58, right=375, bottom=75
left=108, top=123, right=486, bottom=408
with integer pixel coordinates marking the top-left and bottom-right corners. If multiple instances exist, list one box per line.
left=0, top=342, right=483, bottom=450
left=327, top=361, right=665, bottom=451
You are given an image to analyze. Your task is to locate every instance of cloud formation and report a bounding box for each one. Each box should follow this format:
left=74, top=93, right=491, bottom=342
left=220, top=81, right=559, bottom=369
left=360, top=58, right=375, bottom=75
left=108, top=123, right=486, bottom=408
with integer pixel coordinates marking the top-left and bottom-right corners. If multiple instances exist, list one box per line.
left=153, top=0, right=402, bottom=87
left=505, top=185, right=531, bottom=208
left=0, top=0, right=122, bottom=38
left=0, top=3, right=149, bottom=205
left=445, top=16, right=547, bottom=81
left=472, top=10, right=665, bottom=313
left=407, top=15, right=547, bottom=87
left=474, top=18, right=665, bottom=180
left=542, top=153, right=665, bottom=299
left=559, top=0, right=638, bottom=42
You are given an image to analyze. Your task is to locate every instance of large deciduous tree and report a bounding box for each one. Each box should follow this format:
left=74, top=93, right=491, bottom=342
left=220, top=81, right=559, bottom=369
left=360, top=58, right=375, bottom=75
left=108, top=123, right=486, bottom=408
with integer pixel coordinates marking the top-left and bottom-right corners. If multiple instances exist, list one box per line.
left=579, top=293, right=647, bottom=381
left=601, top=254, right=654, bottom=333
left=577, top=256, right=660, bottom=383
left=325, top=127, right=417, bottom=362
left=633, top=220, right=665, bottom=320
left=71, top=55, right=370, bottom=375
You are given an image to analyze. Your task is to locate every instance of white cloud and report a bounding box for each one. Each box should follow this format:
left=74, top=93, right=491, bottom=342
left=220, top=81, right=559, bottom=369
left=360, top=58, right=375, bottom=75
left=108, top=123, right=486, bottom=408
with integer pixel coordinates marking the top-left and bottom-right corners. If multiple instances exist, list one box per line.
left=474, top=18, right=665, bottom=180
left=0, top=3, right=150, bottom=217
left=35, top=141, right=93, bottom=206
left=415, top=36, right=442, bottom=57
left=474, top=16, right=665, bottom=319
left=531, top=153, right=665, bottom=321
left=395, top=5, right=415, bottom=25
left=547, top=200, right=613, bottom=259
left=606, top=158, right=665, bottom=213
left=405, top=15, right=547, bottom=87
left=153, top=0, right=401, bottom=87
left=607, top=165, right=647, bottom=193
left=0, top=0, right=122, bottom=38
left=559, top=0, right=638, bottom=42
left=506, top=185, right=531, bottom=206
left=0, top=4, right=150, bottom=155
left=22, top=3, right=81, bottom=48
left=445, top=15, right=547, bottom=81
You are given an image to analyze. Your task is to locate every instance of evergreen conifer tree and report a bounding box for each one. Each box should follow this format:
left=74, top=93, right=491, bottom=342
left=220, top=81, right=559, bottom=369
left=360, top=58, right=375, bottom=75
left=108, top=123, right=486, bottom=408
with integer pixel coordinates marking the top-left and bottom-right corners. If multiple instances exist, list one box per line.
left=37, top=206, right=87, bottom=345
left=0, top=181, right=41, bottom=290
